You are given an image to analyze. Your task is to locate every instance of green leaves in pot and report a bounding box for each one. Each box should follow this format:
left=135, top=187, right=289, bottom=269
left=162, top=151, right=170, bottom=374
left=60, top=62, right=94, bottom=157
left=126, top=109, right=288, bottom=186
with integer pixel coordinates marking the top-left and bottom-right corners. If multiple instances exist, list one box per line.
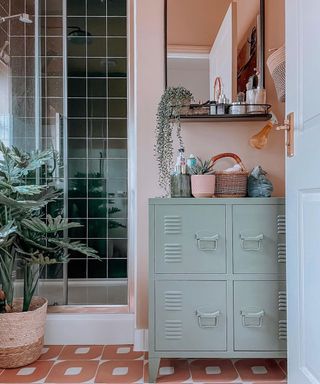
left=0, top=142, right=98, bottom=312
left=189, top=157, right=215, bottom=175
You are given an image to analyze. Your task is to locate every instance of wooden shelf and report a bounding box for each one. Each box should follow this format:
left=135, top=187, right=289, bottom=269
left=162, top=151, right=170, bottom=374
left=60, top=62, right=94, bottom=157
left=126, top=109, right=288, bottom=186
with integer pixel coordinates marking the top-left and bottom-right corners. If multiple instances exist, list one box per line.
left=179, top=113, right=272, bottom=123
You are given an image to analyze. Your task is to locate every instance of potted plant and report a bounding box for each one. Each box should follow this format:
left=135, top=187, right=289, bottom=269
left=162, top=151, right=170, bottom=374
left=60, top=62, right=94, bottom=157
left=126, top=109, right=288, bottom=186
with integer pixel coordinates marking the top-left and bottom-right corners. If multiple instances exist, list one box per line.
left=155, top=86, right=193, bottom=194
left=190, top=157, right=216, bottom=198
left=0, top=142, right=98, bottom=369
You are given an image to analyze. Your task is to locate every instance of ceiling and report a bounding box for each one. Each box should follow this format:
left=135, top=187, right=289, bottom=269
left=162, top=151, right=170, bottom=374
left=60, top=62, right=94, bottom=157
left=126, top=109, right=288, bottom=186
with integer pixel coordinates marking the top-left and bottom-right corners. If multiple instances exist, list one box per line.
left=167, top=0, right=260, bottom=50
left=167, top=0, right=232, bottom=48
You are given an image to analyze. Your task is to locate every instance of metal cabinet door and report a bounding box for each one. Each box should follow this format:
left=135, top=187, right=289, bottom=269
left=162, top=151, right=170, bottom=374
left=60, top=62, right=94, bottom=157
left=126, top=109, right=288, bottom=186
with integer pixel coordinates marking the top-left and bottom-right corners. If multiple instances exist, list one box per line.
left=155, top=280, right=227, bottom=351
left=233, top=205, right=286, bottom=274
left=234, top=281, right=287, bottom=351
left=155, top=205, right=226, bottom=274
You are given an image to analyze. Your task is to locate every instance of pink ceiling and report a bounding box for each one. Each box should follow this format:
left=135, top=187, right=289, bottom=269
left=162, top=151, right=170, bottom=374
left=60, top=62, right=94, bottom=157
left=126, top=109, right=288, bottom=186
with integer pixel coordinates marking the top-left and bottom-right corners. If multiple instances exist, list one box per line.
left=167, top=0, right=232, bottom=47
left=167, top=0, right=260, bottom=48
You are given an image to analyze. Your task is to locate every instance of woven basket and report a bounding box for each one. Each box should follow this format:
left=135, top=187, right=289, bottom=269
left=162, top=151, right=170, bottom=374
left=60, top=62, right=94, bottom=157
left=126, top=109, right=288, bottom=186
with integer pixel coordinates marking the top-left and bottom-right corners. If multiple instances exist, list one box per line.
left=0, top=297, right=48, bottom=369
left=267, top=45, right=286, bottom=102
left=211, top=153, right=248, bottom=198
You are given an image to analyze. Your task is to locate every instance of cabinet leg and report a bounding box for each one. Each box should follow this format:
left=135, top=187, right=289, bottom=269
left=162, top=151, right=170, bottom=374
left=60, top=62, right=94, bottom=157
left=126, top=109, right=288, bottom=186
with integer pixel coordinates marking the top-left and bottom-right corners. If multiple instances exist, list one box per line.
left=148, top=357, right=160, bottom=383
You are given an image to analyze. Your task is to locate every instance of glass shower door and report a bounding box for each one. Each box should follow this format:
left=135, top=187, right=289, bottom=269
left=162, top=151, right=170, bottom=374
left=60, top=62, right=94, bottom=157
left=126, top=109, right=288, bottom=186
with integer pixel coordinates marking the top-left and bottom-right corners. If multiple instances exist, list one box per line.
left=37, top=0, right=129, bottom=307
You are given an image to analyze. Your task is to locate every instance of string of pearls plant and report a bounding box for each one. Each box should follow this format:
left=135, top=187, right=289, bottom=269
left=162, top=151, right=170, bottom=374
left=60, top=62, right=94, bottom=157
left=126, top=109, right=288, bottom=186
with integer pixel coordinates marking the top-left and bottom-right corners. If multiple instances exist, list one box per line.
left=155, top=86, right=193, bottom=194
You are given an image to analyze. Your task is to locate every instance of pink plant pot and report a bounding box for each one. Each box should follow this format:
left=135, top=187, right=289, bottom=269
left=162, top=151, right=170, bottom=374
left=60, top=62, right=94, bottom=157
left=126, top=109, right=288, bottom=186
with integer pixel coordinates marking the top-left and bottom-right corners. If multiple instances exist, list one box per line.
left=191, top=175, right=216, bottom=198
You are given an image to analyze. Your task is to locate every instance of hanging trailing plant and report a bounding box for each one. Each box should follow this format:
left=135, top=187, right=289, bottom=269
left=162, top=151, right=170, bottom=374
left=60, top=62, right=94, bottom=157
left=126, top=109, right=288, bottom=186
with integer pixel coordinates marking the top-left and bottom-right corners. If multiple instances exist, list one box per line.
left=155, top=86, right=193, bottom=193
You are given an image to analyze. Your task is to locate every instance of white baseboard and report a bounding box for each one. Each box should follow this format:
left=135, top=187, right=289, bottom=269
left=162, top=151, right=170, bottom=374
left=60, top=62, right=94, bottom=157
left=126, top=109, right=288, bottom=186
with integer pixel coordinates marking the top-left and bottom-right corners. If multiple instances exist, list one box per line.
left=134, top=329, right=148, bottom=351
left=45, top=313, right=135, bottom=345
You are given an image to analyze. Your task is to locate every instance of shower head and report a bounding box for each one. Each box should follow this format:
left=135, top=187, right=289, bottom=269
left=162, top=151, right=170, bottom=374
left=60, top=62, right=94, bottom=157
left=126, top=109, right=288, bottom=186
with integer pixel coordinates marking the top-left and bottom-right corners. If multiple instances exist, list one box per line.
left=0, top=13, right=33, bottom=24
left=19, top=13, right=32, bottom=24
left=68, top=26, right=92, bottom=44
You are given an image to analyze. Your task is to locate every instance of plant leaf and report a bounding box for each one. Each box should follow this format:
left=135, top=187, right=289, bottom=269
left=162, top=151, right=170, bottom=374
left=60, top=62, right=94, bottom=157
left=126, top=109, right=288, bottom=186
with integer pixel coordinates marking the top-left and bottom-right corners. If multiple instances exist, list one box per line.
left=12, top=185, right=46, bottom=195
left=0, top=192, right=48, bottom=210
left=0, top=221, right=17, bottom=242
left=22, top=215, right=82, bottom=234
left=49, top=239, right=100, bottom=259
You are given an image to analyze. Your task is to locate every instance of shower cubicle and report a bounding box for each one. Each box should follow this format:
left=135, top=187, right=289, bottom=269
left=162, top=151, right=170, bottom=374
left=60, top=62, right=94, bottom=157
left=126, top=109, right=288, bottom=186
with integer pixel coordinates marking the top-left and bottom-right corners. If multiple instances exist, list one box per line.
left=0, top=0, right=129, bottom=308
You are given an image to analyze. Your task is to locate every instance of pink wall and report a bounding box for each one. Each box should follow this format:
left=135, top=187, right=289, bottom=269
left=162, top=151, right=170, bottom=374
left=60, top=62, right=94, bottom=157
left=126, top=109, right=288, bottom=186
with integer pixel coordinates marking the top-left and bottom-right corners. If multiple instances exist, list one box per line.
left=135, top=0, right=285, bottom=329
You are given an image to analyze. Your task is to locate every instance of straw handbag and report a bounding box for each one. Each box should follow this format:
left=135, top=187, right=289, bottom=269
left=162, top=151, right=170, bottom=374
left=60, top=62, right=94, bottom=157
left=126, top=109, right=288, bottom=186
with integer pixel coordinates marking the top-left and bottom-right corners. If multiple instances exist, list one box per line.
left=267, top=45, right=286, bottom=102
left=211, top=153, right=248, bottom=198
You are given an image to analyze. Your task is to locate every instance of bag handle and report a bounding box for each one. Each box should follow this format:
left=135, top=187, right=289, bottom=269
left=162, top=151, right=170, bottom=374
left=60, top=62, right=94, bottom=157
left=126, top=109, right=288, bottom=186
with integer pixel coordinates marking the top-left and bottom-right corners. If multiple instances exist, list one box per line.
left=210, top=152, right=246, bottom=171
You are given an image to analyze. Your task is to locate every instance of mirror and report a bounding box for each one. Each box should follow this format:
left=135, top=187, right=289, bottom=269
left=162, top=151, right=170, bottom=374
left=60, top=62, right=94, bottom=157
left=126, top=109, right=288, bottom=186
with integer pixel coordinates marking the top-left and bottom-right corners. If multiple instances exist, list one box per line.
left=165, top=0, right=265, bottom=104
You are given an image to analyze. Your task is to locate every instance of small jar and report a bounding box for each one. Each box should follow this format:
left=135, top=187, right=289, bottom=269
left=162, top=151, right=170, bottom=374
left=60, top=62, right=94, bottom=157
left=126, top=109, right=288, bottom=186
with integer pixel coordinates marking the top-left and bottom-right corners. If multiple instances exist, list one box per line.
left=210, top=101, right=217, bottom=115
left=217, top=103, right=228, bottom=115
left=229, top=102, right=247, bottom=115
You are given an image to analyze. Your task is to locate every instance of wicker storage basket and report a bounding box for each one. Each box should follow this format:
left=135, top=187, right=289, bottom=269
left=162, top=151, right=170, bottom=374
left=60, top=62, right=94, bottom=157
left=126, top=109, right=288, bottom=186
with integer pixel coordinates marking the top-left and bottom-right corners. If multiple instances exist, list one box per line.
left=211, top=153, right=248, bottom=198
left=267, top=45, right=286, bottom=102
left=0, top=297, right=48, bottom=369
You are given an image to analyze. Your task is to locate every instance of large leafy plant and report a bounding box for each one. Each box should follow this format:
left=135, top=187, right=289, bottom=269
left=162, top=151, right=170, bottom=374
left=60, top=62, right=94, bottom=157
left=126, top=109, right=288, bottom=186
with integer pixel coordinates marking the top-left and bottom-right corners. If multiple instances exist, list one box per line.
left=155, top=86, right=193, bottom=193
left=0, top=142, right=98, bottom=312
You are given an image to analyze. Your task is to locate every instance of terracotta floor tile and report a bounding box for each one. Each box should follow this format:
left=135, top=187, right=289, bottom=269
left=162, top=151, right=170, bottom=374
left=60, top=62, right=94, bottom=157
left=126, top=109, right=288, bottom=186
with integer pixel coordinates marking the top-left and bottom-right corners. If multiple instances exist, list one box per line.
left=190, top=359, right=239, bottom=382
left=157, top=359, right=190, bottom=383
left=102, top=345, right=144, bottom=360
left=39, top=346, right=64, bottom=361
left=45, top=361, right=99, bottom=383
left=95, top=360, right=144, bottom=383
left=252, top=382, right=287, bottom=384
left=278, top=359, right=287, bottom=373
left=234, top=359, right=286, bottom=382
left=144, top=359, right=190, bottom=383
left=0, top=361, right=54, bottom=383
left=59, top=345, right=104, bottom=360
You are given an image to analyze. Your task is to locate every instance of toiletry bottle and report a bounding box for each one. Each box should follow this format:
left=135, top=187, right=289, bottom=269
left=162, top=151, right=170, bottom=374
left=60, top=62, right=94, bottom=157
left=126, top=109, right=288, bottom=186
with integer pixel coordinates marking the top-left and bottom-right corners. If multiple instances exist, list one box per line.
left=187, top=154, right=197, bottom=172
left=170, top=148, right=192, bottom=198
left=178, top=148, right=187, bottom=174
left=174, top=152, right=182, bottom=174
left=217, top=88, right=229, bottom=115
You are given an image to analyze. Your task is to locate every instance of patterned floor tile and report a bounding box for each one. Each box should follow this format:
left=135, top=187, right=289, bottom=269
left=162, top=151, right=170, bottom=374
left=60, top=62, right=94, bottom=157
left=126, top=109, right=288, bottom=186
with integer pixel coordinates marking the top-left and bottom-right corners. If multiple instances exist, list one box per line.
left=252, top=382, right=287, bottom=384
left=0, top=361, right=54, bottom=383
left=278, top=359, right=287, bottom=374
left=59, top=346, right=104, bottom=361
left=0, top=345, right=288, bottom=384
left=144, top=359, right=191, bottom=383
left=45, top=360, right=99, bottom=383
left=95, top=360, right=144, bottom=383
left=234, top=359, right=286, bottom=382
left=39, top=346, right=64, bottom=361
left=102, top=345, right=144, bottom=360
left=189, top=359, right=239, bottom=382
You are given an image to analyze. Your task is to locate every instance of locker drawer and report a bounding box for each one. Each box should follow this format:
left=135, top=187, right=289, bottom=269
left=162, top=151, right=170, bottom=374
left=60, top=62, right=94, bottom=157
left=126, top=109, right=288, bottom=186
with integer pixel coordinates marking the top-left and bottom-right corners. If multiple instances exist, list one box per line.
left=233, top=205, right=286, bottom=274
left=155, top=205, right=226, bottom=274
left=155, top=281, right=227, bottom=351
left=234, top=281, right=287, bottom=351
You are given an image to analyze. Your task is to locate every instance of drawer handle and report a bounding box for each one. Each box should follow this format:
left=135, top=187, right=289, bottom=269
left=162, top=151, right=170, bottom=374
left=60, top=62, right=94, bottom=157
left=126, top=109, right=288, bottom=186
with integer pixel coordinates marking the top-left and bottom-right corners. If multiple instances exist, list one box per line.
left=240, top=310, right=265, bottom=327
left=240, top=234, right=264, bottom=251
left=196, top=234, right=219, bottom=251
left=195, top=309, right=220, bottom=328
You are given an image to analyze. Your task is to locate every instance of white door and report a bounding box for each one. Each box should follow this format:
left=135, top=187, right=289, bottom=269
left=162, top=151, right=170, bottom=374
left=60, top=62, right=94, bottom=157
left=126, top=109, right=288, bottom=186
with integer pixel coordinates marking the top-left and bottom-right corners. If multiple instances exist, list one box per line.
left=286, top=0, right=320, bottom=383
left=209, top=2, right=237, bottom=101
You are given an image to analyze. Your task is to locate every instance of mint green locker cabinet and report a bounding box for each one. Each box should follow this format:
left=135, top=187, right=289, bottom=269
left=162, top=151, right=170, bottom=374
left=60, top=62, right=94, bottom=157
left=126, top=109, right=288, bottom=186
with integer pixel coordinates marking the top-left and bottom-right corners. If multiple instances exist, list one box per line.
left=234, top=281, right=287, bottom=351
left=233, top=205, right=286, bottom=274
left=155, top=280, right=227, bottom=351
left=155, top=205, right=226, bottom=274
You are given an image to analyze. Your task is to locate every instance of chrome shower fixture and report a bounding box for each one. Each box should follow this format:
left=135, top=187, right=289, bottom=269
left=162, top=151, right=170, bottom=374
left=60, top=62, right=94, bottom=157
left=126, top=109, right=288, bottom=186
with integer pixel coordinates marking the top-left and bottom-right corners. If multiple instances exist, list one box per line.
left=0, top=13, right=33, bottom=24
